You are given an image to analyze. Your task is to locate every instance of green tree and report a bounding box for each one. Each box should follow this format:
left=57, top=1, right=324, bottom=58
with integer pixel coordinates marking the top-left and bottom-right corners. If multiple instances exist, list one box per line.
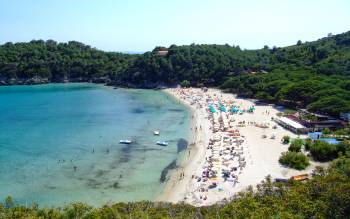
left=322, top=128, right=331, bottom=135
left=336, top=140, right=350, bottom=155
left=288, top=138, right=303, bottom=152
left=308, top=97, right=350, bottom=116
left=279, top=151, right=310, bottom=170
left=304, top=138, right=313, bottom=151
left=310, top=140, right=338, bottom=161
left=180, top=80, right=191, bottom=87
left=4, top=196, right=13, bottom=209
left=282, top=135, right=291, bottom=144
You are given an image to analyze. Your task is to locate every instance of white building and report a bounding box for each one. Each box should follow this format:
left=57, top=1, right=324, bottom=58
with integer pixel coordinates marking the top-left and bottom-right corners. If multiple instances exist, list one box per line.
left=275, top=117, right=308, bottom=134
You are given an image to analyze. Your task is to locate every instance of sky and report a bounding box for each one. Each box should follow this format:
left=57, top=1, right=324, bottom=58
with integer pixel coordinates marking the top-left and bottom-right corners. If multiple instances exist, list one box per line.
left=0, top=0, right=349, bottom=52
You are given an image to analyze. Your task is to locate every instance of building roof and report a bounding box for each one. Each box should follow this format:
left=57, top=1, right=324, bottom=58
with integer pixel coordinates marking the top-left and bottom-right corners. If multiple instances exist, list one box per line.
left=157, top=50, right=168, bottom=56
left=279, top=117, right=306, bottom=129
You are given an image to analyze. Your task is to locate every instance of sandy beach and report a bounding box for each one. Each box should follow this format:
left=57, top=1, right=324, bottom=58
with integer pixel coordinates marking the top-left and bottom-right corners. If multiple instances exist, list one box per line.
left=158, top=87, right=324, bottom=206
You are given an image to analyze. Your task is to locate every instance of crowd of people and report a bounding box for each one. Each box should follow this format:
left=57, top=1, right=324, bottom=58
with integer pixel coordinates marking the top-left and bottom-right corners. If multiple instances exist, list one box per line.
left=170, top=88, right=255, bottom=205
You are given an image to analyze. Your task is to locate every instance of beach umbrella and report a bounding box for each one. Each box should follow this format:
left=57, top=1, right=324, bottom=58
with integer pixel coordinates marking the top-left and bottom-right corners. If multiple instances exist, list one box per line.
left=219, top=104, right=227, bottom=112
left=209, top=105, right=217, bottom=113
left=231, top=106, right=239, bottom=113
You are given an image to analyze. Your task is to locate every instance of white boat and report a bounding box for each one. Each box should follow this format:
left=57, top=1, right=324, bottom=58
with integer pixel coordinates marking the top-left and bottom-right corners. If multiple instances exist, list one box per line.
left=119, top=139, right=132, bottom=144
left=153, top=130, right=160, bottom=135
left=156, top=141, right=168, bottom=146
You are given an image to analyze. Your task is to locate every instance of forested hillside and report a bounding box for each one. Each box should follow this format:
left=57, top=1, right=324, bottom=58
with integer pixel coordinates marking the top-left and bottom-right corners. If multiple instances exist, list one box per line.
left=0, top=40, right=136, bottom=83
left=118, top=31, right=350, bottom=116
left=1, top=31, right=350, bottom=115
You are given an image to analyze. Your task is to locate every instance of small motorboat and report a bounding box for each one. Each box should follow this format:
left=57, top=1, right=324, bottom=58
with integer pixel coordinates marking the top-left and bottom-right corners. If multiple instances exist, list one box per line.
left=156, top=141, right=168, bottom=146
left=119, top=139, right=132, bottom=144
left=153, top=130, right=160, bottom=135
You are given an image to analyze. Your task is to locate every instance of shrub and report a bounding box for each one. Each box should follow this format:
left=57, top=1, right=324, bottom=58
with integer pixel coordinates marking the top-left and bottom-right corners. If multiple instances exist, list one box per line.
left=4, top=196, right=13, bottom=209
left=336, top=140, right=350, bottom=155
left=180, top=80, right=190, bottom=87
left=322, top=128, right=331, bottom=135
left=288, top=138, right=303, bottom=152
left=304, top=138, right=313, bottom=151
left=310, top=140, right=337, bottom=161
left=279, top=151, right=310, bottom=170
left=282, top=135, right=290, bottom=144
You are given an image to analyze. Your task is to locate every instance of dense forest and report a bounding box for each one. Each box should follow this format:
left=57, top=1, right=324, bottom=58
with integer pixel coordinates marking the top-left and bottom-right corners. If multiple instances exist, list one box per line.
left=119, top=31, right=350, bottom=116
left=1, top=153, right=350, bottom=218
left=0, top=40, right=135, bottom=83
left=1, top=31, right=350, bottom=115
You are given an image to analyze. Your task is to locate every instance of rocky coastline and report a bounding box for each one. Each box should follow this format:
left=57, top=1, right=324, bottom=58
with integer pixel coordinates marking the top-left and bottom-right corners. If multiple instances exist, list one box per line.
left=0, top=76, right=113, bottom=86
left=0, top=75, right=175, bottom=90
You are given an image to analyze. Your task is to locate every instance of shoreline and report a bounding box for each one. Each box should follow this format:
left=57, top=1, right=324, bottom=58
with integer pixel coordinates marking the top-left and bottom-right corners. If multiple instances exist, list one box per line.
left=157, top=87, right=325, bottom=206
left=157, top=89, right=210, bottom=203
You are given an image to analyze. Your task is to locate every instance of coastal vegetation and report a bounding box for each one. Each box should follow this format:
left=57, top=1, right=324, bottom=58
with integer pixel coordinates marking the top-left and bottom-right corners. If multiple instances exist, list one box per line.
left=280, top=135, right=350, bottom=169
left=0, top=40, right=135, bottom=83
left=2, top=154, right=350, bottom=218
left=288, top=138, right=304, bottom=152
left=1, top=31, right=350, bottom=116
left=282, top=135, right=290, bottom=144
left=279, top=151, right=310, bottom=170
left=279, top=136, right=350, bottom=170
left=306, top=139, right=350, bottom=162
left=309, top=140, right=338, bottom=161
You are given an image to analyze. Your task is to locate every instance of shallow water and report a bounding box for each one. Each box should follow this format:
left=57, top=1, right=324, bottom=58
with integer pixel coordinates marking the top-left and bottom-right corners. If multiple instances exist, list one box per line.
left=0, top=83, right=190, bottom=206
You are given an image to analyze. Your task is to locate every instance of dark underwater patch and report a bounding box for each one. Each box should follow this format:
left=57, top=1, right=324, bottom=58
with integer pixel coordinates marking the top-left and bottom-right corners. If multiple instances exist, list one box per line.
left=160, top=159, right=177, bottom=183
left=131, top=108, right=145, bottom=114
left=177, top=138, right=188, bottom=153
left=118, top=157, right=129, bottom=163
left=45, top=185, right=57, bottom=190
left=95, top=169, right=107, bottom=177
left=86, top=178, right=103, bottom=189
left=168, top=108, right=184, bottom=112
left=133, top=148, right=161, bottom=152
left=111, top=181, right=120, bottom=189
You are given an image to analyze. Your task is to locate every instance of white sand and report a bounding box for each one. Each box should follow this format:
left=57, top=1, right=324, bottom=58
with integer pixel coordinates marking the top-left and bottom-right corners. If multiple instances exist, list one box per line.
left=157, top=88, right=324, bottom=206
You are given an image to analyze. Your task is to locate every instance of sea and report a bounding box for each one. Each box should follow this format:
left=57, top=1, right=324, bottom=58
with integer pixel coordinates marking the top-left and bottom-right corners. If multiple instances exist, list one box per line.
left=0, top=83, right=190, bottom=206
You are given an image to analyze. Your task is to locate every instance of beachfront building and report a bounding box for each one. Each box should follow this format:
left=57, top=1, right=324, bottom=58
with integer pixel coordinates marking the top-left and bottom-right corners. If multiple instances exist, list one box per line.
left=306, top=119, right=345, bottom=131
left=290, top=110, right=346, bottom=131
left=157, top=50, right=168, bottom=56
left=275, top=116, right=308, bottom=134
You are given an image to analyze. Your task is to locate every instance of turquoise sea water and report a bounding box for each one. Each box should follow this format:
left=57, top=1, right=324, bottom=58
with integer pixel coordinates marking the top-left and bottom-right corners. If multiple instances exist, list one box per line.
left=0, top=83, right=190, bottom=206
